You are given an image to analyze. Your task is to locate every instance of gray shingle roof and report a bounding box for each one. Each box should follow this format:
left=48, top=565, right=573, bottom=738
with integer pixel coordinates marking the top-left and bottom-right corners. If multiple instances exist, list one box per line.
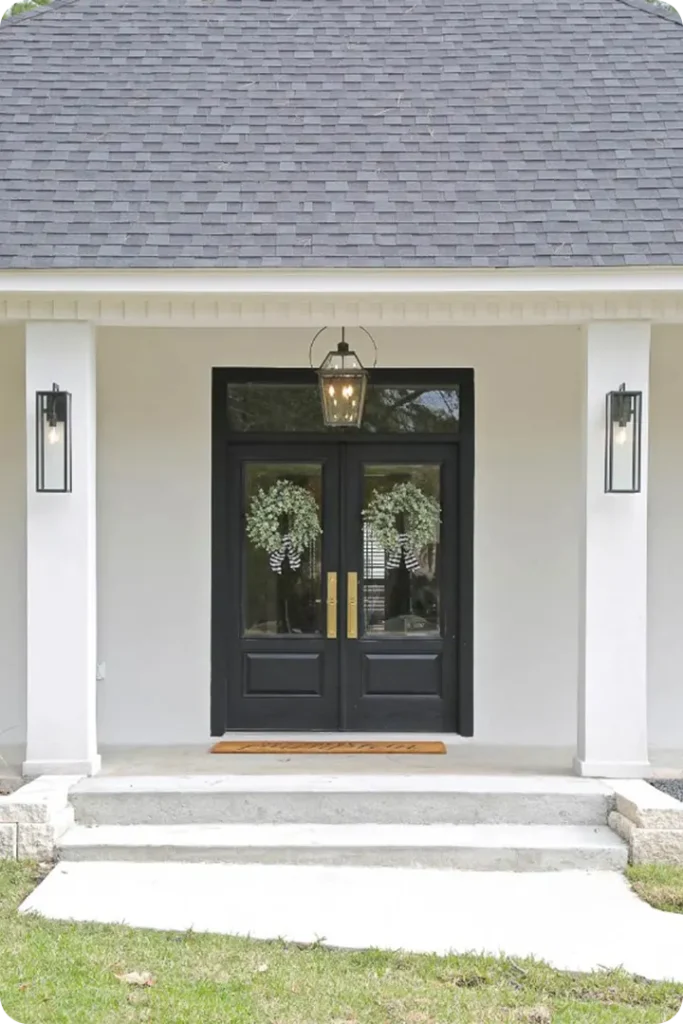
left=0, top=0, right=682, bottom=268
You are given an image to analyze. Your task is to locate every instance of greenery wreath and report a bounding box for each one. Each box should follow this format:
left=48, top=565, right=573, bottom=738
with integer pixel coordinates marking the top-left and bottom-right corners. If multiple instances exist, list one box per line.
left=362, top=481, right=441, bottom=573
left=246, top=479, right=322, bottom=573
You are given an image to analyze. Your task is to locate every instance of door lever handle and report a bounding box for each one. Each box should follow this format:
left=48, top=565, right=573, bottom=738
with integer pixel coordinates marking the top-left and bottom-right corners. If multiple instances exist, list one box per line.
left=327, top=572, right=338, bottom=639
left=347, top=571, right=358, bottom=639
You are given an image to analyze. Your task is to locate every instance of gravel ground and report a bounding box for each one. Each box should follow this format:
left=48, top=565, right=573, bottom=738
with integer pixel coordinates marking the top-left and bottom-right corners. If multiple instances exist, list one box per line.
left=649, top=779, right=683, bottom=803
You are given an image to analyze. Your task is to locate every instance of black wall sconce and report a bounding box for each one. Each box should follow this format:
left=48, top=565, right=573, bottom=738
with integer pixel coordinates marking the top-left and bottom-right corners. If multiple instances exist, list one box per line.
left=605, top=383, right=642, bottom=493
left=36, top=383, right=72, bottom=493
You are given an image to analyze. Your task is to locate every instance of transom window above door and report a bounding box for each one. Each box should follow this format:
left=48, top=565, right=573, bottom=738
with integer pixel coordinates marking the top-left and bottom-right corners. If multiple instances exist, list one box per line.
left=227, top=382, right=460, bottom=434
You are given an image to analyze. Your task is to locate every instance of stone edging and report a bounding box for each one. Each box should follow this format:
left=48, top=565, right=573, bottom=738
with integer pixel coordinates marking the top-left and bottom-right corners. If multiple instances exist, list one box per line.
left=0, top=776, right=80, bottom=861
left=608, top=780, right=683, bottom=865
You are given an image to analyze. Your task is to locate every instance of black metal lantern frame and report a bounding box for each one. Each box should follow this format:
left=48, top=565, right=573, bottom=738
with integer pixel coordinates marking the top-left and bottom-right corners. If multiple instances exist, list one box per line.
left=36, top=383, right=72, bottom=493
left=605, top=383, right=642, bottom=494
left=309, top=326, right=378, bottom=428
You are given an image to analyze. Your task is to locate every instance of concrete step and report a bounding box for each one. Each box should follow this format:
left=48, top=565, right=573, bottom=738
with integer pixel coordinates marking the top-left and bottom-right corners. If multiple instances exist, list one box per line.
left=58, top=823, right=628, bottom=871
left=68, top=774, right=615, bottom=827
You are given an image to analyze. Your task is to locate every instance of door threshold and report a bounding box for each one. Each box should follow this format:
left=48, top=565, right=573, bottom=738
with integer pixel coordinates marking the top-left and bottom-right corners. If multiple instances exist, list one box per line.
left=217, top=732, right=469, bottom=744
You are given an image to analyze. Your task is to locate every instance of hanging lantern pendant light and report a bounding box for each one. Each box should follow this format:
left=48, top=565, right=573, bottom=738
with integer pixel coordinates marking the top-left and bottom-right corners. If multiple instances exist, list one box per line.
left=310, top=326, right=377, bottom=428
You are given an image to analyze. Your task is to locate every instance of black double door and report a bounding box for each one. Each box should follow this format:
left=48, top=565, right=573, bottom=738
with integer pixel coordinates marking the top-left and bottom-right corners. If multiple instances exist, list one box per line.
left=221, top=440, right=459, bottom=732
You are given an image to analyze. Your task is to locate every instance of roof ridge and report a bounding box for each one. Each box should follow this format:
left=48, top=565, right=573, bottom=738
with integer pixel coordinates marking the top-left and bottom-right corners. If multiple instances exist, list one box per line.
left=3, top=0, right=682, bottom=30
left=612, top=0, right=682, bottom=25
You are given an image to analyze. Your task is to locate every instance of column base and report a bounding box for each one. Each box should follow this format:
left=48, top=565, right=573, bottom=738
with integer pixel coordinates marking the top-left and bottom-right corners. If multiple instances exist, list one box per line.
left=573, top=756, right=650, bottom=779
left=22, top=755, right=101, bottom=778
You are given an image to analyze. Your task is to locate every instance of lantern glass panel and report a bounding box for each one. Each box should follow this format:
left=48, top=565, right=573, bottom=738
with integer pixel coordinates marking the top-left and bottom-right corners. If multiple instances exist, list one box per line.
left=36, top=388, right=72, bottom=493
left=317, top=346, right=368, bottom=427
left=605, top=389, right=642, bottom=493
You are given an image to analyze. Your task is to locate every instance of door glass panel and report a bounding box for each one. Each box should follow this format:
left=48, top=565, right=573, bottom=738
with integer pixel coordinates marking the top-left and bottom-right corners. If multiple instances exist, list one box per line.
left=362, top=464, right=441, bottom=637
left=243, top=463, right=323, bottom=636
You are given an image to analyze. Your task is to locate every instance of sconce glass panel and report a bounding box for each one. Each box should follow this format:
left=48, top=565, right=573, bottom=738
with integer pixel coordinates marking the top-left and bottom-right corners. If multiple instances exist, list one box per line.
left=605, top=387, right=642, bottom=493
left=36, top=386, right=72, bottom=493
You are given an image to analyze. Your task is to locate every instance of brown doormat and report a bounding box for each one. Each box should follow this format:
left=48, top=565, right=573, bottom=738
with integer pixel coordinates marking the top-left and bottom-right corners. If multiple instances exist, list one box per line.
left=210, top=740, right=446, bottom=754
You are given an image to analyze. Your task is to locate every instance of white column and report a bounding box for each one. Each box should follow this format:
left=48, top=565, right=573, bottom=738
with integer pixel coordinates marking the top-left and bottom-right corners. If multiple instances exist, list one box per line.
left=575, top=322, right=650, bottom=778
left=23, top=322, right=100, bottom=776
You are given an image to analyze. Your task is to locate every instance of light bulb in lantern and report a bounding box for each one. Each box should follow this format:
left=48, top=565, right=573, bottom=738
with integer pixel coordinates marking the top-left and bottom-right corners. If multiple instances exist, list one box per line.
left=615, top=424, right=628, bottom=446
left=47, top=423, right=60, bottom=445
left=328, top=385, right=335, bottom=397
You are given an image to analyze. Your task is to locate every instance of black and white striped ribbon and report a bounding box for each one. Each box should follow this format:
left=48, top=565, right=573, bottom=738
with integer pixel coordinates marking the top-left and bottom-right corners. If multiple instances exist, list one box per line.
left=385, top=534, right=421, bottom=574
left=268, top=535, right=303, bottom=574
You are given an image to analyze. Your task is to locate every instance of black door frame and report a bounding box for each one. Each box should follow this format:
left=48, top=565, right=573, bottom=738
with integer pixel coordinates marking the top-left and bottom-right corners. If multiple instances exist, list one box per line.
left=211, top=367, right=474, bottom=737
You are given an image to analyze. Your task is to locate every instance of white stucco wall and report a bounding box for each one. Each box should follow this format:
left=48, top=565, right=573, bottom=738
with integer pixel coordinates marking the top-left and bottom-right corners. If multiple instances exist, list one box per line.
left=1, top=323, right=680, bottom=755
left=0, top=327, right=27, bottom=752
left=96, top=325, right=583, bottom=747
left=649, top=327, right=683, bottom=752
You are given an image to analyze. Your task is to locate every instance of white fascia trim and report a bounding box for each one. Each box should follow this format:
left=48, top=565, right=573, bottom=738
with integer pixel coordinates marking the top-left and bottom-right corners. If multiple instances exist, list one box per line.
left=2, top=266, right=683, bottom=297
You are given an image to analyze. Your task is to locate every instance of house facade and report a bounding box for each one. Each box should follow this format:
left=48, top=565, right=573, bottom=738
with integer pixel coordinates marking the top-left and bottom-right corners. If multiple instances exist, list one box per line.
left=1, top=0, right=682, bottom=779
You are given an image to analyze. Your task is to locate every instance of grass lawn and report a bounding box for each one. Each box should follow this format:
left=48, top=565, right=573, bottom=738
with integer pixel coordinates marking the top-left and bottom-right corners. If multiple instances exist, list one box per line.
left=1, top=863, right=682, bottom=1024
left=627, top=864, right=683, bottom=915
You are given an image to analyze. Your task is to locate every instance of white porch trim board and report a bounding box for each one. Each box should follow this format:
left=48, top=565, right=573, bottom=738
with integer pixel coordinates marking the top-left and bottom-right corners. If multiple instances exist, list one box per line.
left=575, top=323, right=650, bottom=778
left=23, top=322, right=100, bottom=777
left=3, top=266, right=683, bottom=295
left=4, top=268, right=683, bottom=327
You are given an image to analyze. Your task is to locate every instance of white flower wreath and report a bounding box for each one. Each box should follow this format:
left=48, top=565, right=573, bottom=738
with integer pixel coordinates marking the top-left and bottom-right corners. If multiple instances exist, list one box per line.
left=246, top=479, right=322, bottom=573
left=362, top=481, right=441, bottom=574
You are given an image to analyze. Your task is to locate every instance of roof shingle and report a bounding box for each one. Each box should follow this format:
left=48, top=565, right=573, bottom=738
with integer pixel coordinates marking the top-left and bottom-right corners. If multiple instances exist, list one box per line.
left=0, top=0, right=682, bottom=267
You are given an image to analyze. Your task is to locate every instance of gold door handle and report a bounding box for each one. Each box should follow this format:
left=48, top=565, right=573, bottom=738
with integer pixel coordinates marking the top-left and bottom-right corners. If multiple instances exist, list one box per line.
left=327, top=572, right=338, bottom=639
left=347, top=571, right=358, bottom=639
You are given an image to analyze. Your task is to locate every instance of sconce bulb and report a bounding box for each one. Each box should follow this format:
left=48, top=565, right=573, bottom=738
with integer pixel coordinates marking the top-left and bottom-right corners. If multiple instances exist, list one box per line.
left=328, top=385, right=335, bottom=397
left=615, top=424, right=628, bottom=446
left=47, top=423, right=60, bottom=445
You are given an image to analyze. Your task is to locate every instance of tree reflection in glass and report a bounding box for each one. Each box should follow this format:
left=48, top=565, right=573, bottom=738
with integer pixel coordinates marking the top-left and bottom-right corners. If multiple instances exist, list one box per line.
left=228, top=383, right=459, bottom=434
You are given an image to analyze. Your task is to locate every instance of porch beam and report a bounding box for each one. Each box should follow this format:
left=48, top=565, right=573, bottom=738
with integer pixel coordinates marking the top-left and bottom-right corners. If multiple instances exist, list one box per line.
left=575, top=322, right=650, bottom=778
left=3, top=266, right=683, bottom=295
left=23, top=321, right=100, bottom=777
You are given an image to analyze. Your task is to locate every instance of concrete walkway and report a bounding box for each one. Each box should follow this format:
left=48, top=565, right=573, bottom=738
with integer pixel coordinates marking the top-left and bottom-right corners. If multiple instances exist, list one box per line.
left=20, top=862, right=683, bottom=982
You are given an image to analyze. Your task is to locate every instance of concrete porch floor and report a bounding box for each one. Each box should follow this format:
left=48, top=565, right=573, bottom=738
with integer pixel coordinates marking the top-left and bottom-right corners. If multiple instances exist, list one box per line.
left=3, top=741, right=682, bottom=782
left=97, top=740, right=683, bottom=778
left=97, top=741, right=574, bottom=777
